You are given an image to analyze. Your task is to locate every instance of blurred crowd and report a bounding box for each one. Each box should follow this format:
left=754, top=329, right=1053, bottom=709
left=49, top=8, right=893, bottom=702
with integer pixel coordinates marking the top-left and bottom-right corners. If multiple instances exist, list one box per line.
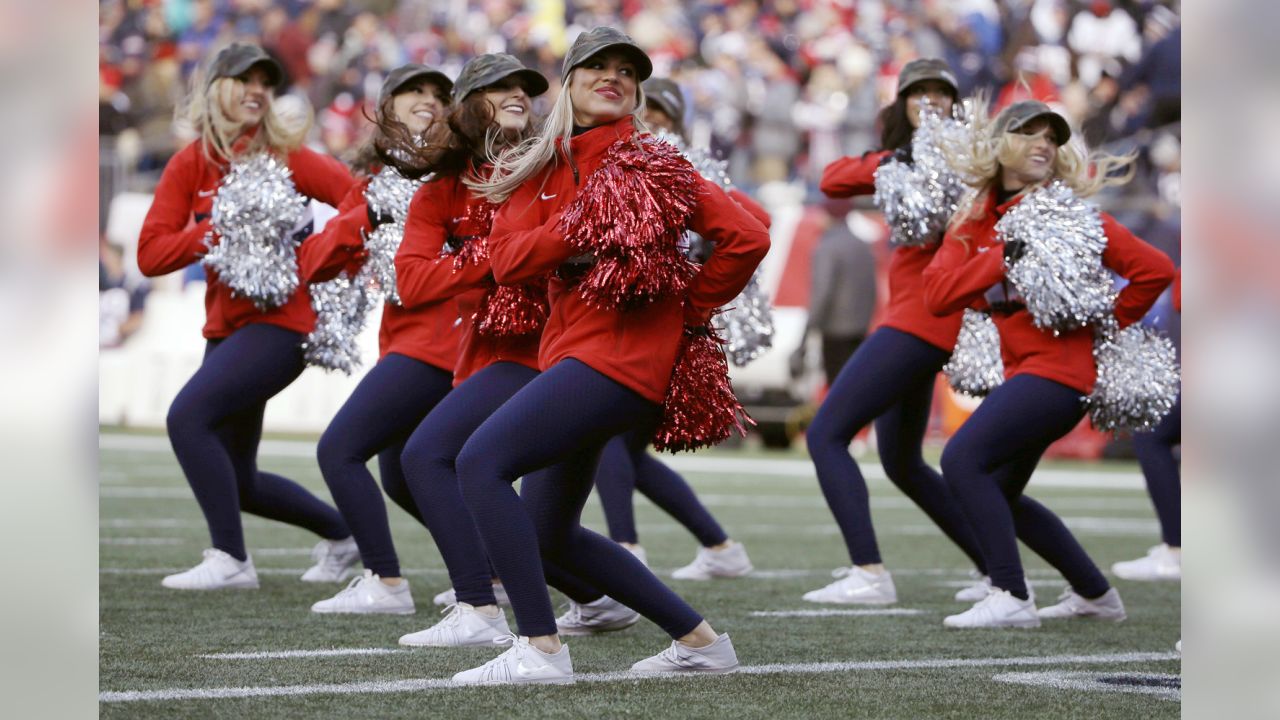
left=100, top=0, right=1180, bottom=190
left=99, top=0, right=1181, bottom=345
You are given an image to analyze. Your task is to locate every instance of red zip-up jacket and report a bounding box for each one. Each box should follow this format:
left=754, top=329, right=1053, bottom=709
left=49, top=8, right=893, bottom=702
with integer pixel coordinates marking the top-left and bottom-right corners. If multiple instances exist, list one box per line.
left=297, top=175, right=461, bottom=371
left=487, top=118, right=772, bottom=404
left=820, top=149, right=964, bottom=351
left=922, top=190, right=1176, bottom=394
left=138, top=139, right=355, bottom=339
left=396, top=174, right=538, bottom=384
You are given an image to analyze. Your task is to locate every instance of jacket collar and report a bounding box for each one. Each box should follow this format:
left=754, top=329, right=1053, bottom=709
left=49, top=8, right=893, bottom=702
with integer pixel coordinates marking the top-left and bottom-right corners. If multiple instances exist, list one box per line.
left=557, top=116, right=637, bottom=168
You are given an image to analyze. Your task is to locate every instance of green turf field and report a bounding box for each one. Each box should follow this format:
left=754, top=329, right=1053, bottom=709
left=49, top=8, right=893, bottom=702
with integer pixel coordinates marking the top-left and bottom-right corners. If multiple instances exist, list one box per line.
left=99, top=431, right=1180, bottom=718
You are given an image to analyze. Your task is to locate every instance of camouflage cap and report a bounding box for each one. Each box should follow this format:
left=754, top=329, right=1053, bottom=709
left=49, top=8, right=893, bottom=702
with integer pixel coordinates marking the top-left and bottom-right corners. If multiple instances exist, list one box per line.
left=452, top=53, right=550, bottom=102
left=379, top=64, right=454, bottom=106
left=206, top=43, right=283, bottom=89
left=993, top=99, right=1072, bottom=145
left=642, top=78, right=686, bottom=137
left=561, top=26, right=653, bottom=82
left=896, top=58, right=958, bottom=97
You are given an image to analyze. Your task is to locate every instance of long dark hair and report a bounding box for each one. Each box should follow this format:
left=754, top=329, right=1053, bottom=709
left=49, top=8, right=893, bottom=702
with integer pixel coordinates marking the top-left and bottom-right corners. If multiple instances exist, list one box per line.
left=377, top=88, right=536, bottom=182
left=344, top=92, right=401, bottom=178
left=876, top=86, right=959, bottom=152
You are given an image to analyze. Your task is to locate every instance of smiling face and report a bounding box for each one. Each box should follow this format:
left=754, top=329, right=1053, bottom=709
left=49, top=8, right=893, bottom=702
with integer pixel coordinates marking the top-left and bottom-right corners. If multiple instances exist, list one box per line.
left=391, top=80, right=447, bottom=135
left=903, top=79, right=955, bottom=128
left=481, top=79, right=533, bottom=134
left=220, top=65, right=273, bottom=126
left=568, top=50, right=639, bottom=127
left=1000, top=116, right=1061, bottom=191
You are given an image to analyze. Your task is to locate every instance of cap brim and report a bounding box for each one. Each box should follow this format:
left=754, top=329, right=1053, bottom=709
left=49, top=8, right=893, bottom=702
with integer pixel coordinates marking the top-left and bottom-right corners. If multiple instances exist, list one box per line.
left=227, top=57, right=284, bottom=87
left=1016, top=111, right=1072, bottom=145
left=898, top=75, right=959, bottom=97
left=391, top=70, right=454, bottom=99
left=582, top=43, right=653, bottom=82
left=483, top=68, right=549, bottom=98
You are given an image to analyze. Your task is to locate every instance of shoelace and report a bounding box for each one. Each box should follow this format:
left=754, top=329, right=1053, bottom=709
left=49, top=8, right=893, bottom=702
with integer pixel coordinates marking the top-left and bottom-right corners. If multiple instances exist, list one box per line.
left=436, top=603, right=465, bottom=627
left=476, top=635, right=523, bottom=681
left=830, top=567, right=852, bottom=579
left=331, top=574, right=368, bottom=600
left=558, top=602, right=583, bottom=625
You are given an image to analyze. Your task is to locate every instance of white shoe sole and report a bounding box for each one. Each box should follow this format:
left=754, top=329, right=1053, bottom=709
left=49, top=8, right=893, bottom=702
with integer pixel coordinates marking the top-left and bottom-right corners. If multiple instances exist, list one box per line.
left=943, top=617, right=1041, bottom=629
left=632, top=663, right=740, bottom=675
left=399, top=633, right=505, bottom=648
left=801, top=593, right=896, bottom=605
left=161, top=578, right=259, bottom=590
left=453, top=675, right=575, bottom=686
left=311, top=605, right=416, bottom=615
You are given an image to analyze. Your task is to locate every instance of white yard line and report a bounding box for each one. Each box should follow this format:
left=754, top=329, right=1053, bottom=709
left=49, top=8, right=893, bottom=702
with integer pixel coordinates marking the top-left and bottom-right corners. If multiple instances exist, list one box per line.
left=750, top=609, right=926, bottom=617
left=201, top=648, right=407, bottom=660
left=99, top=433, right=1144, bottom=489
left=100, top=651, right=1178, bottom=703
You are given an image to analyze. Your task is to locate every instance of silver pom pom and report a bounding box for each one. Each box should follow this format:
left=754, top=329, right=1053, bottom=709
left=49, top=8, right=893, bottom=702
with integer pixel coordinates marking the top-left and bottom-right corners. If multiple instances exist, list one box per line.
left=1087, top=321, right=1181, bottom=433
left=361, top=167, right=423, bottom=305
left=873, top=105, right=970, bottom=247
left=303, top=272, right=373, bottom=374
left=202, top=153, right=309, bottom=310
left=944, top=309, right=1005, bottom=397
left=998, top=180, right=1116, bottom=333
left=718, top=268, right=775, bottom=367
left=654, top=131, right=732, bottom=191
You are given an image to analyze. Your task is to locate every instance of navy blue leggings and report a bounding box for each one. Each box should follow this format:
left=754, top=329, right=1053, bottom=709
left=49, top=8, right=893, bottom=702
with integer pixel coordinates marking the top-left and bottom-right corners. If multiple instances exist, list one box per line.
left=317, top=353, right=450, bottom=577
left=1134, top=395, right=1181, bottom=547
left=400, top=362, right=610, bottom=607
left=807, top=327, right=986, bottom=570
left=941, top=374, right=1111, bottom=600
left=166, top=323, right=350, bottom=561
left=456, top=359, right=704, bottom=638
left=594, top=429, right=729, bottom=547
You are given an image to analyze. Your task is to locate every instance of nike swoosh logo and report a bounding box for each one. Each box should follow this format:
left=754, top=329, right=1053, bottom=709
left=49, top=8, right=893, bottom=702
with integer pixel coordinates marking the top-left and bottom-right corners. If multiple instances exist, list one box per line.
left=977, top=246, right=990, bottom=253
left=516, top=661, right=552, bottom=679
left=452, top=217, right=466, bottom=224
left=540, top=193, right=557, bottom=200
left=197, top=189, right=216, bottom=198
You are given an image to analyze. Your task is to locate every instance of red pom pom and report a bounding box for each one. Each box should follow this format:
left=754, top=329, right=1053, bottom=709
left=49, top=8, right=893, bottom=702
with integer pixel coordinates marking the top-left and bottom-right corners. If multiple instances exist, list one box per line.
left=560, top=136, right=701, bottom=309
left=475, top=281, right=549, bottom=337
left=652, top=322, right=755, bottom=453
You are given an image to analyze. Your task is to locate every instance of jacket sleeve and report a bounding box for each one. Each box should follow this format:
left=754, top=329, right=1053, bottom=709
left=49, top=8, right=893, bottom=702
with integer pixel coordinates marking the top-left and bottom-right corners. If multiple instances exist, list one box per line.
left=288, top=146, right=358, bottom=207
left=137, top=144, right=212, bottom=277
left=1101, top=213, right=1177, bottom=327
left=922, top=230, right=1006, bottom=316
left=684, top=177, right=771, bottom=319
left=819, top=150, right=892, bottom=198
left=395, top=180, right=494, bottom=309
left=728, top=188, right=771, bottom=230
left=488, top=175, right=577, bottom=285
left=298, top=181, right=370, bottom=284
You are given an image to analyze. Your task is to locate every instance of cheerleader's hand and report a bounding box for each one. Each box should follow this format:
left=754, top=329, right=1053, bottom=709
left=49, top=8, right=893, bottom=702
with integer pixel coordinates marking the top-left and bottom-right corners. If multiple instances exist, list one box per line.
left=683, top=303, right=712, bottom=328
left=1003, top=239, right=1027, bottom=265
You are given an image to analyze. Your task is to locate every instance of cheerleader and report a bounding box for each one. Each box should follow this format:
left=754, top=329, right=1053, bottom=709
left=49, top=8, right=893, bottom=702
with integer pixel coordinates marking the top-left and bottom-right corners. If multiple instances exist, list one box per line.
left=448, top=27, right=769, bottom=684
left=137, top=44, right=357, bottom=590
left=1115, top=269, right=1181, bottom=581
left=373, top=53, right=568, bottom=644
left=589, top=77, right=755, bottom=582
left=804, top=58, right=989, bottom=605
left=297, top=64, right=456, bottom=614
left=923, top=100, right=1175, bottom=627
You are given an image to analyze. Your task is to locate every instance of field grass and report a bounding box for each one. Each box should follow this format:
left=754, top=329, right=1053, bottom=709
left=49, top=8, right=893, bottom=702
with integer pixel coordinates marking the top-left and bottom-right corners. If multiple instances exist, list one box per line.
left=99, top=431, right=1180, bottom=718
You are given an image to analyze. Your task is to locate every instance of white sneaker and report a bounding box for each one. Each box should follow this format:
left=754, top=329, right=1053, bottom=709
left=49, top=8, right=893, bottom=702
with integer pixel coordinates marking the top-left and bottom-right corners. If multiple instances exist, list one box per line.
left=623, top=544, right=649, bottom=567
left=955, top=572, right=993, bottom=602
left=556, top=596, right=641, bottom=636
left=432, top=582, right=510, bottom=607
left=1112, top=544, right=1181, bottom=581
left=399, top=602, right=512, bottom=647
left=802, top=566, right=897, bottom=604
left=300, top=537, right=360, bottom=583
left=310, top=570, right=415, bottom=615
left=1037, top=587, right=1127, bottom=622
left=944, top=589, right=1041, bottom=629
left=631, top=633, right=739, bottom=674
left=161, top=549, right=259, bottom=590
left=671, top=541, right=753, bottom=580
left=451, top=635, right=574, bottom=685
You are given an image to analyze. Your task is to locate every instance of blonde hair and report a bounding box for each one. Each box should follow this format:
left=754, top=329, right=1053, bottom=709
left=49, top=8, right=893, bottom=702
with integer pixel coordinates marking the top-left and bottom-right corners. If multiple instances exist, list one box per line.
left=469, top=68, right=647, bottom=203
left=181, top=70, right=310, bottom=163
left=946, top=96, right=1135, bottom=231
